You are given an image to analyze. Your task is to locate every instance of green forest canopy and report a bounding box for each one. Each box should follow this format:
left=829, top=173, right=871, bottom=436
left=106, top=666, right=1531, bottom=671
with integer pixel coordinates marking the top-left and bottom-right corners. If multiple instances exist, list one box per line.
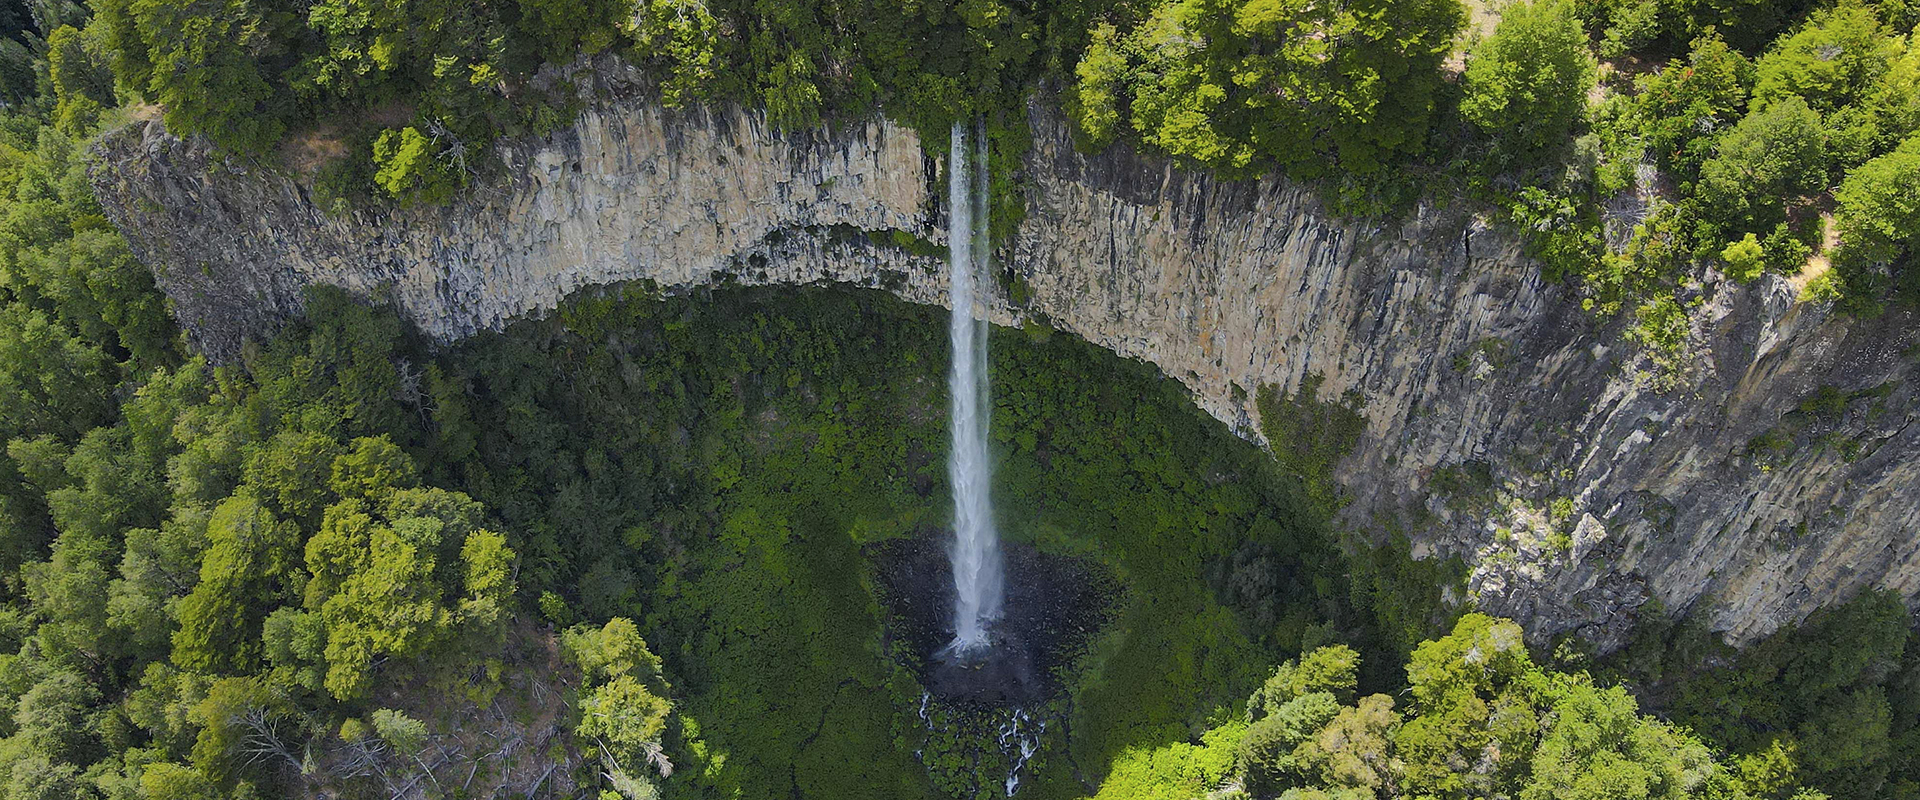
left=4, top=0, right=1920, bottom=798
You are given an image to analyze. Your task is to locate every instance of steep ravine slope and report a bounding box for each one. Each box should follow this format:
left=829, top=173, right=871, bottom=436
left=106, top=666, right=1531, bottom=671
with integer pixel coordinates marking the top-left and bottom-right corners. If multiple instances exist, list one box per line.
left=90, top=85, right=1920, bottom=652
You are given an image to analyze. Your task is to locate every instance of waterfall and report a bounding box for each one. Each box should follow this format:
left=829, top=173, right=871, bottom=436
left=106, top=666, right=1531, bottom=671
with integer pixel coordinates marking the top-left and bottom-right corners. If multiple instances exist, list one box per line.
left=945, top=120, right=1005, bottom=656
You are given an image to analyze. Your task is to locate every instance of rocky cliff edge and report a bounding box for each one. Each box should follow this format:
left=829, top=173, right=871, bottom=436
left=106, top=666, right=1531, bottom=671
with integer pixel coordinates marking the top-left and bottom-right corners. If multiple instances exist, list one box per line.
left=89, top=67, right=1920, bottom=651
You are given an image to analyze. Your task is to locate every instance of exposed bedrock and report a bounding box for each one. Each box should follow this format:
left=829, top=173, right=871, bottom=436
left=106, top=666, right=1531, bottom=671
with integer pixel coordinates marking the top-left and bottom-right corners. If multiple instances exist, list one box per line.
left=90, top=69, right=1920, bottom=651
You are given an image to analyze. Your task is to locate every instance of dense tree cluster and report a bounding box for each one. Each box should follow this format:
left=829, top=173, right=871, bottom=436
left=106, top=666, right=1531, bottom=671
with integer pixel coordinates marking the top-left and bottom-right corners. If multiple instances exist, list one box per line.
left=1066, top=0, right=1464, bottom=179
left=1094, top=614, right=1872, bottom=800
left=3, top=25, right=569, bottom=789
left=1605, top=590, right=1920, bottom=800
left=56, top=0, right=1920, bottom=315
left=81, top=0, right=1102, bottom=207
left=1552, top=0, right=1920, bottom=326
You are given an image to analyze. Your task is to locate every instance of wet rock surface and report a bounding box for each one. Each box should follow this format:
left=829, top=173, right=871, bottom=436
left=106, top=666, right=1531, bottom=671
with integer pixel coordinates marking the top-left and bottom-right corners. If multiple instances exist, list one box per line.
left=870, top=535, right=1117, bottom=705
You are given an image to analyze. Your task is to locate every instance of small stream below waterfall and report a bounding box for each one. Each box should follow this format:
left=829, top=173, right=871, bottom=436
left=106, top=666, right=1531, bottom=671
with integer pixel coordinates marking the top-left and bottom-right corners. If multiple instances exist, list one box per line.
left=915, top=691, right=1053, bottom=798
left=996, top=708, right=1045, bottom=795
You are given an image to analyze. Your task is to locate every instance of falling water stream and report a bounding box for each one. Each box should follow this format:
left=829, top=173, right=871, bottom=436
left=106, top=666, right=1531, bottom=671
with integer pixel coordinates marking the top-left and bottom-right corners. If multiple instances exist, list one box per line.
left=945, top=119, right=1005, bottom=655
left=919, top=120, right=1041, bottom=799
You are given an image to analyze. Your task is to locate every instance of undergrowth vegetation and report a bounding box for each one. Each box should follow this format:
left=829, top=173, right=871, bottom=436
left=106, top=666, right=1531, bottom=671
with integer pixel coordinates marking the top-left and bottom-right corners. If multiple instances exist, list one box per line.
left=437, top=283, right=1386, bottom=798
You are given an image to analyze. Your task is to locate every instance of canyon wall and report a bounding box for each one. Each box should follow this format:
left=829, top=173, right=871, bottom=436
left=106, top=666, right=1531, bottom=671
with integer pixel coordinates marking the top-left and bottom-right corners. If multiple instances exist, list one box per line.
left=90, top=70, right=1920, bottom=650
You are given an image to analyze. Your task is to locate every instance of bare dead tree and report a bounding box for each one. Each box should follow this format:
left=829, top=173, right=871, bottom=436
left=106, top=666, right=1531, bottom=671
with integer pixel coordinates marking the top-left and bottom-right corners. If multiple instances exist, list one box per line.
left=639, top=740, right=674, bottom=778
left=393, top=357, right=425, bottom=410
left=425, top=118, right=475, bottom=180
left=235, top=705, right=308, bottom=775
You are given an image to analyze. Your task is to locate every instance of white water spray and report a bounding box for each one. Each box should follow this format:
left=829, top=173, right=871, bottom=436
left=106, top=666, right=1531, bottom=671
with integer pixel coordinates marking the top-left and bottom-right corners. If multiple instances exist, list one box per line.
left=945, top=120, right=1005, bottom=655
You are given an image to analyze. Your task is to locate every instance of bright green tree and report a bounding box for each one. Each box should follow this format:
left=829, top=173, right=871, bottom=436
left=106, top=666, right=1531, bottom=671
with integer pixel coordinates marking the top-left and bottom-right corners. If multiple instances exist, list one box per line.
left=1752, top=3, right=1900, bottom=115
left=626, top=0, right=719, bottom=107
left=1521, top=682, right=1716, bottom=800
left=1631, top=31, right=1751, bottom=178
left=1696, top=95, right=1828, bottom=235
left=171, top=495, right=293, bottom=672
left=1074, top=0, right=1463, bottom=177
left=1834, top=137, right=1920, bottom=268
left=314, top=523, right=450, bottom=700
left=1460, top=0, right=1598, bottom=163
left=372, top=126, right=461, bottom=206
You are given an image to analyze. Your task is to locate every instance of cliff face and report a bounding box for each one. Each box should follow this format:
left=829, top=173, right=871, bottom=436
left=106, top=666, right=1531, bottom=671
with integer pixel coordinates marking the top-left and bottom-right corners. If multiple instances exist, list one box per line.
left=90, top=79, right=1920, bottom=650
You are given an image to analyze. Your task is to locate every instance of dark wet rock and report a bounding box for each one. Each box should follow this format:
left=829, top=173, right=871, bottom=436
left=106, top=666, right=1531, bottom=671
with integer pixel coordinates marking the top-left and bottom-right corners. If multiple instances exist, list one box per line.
left=870, top=534, right=1118, bottom=706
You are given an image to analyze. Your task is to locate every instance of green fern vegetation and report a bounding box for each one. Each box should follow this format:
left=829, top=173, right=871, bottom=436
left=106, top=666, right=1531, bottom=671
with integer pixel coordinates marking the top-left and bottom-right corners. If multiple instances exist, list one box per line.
left=4, top=0, right=1920, bottom=798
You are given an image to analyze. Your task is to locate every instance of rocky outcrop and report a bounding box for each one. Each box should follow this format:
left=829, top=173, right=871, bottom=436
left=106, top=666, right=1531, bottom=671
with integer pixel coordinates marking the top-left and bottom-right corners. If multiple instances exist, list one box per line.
left=90, top=70, right=1920, bottom=651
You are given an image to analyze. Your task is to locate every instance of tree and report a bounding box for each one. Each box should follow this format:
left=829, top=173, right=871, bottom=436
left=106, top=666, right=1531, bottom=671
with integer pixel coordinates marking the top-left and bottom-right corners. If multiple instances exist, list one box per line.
left=577, top=674, right=673, bottom=751
left=172, top=495, right=292, bottom=672
left=21, top=533, right=112, bottom=664
left=1460, top=0, right=1598, bottom=163
left=328, top=436, right=417, bottom=502
left=1723, top=233, right=1768, bottom=281
left=1239, top=691, right=1343, bottom=794
left=370, top=708, right=428, bottom=755
left=372, top=126, right=461, bottom=206
left=1661, top=0, right=1800, bottom=51
left=1875, top=38, right=1920, bottom=144
left=14, top=670, right=102, bottom=764
left=186, top=676, right=280, bottom=786
left=1833, top=137, right=1920, bottom=268
left=0, top=305, right=114, bottom=442
left=303, top=483, right=501, bottom=700
left=1752, top=3, right=1899, bottom=115
left=1292, top=694, right=1402, bottom=795
left=117, top=0, right=286, bottom=153
left=45, top=22, right=115, bottom=131
left=1249, top=644, right=1361, bottom=718
left=242, top=431, right=341, bottom=524
left=1697, top=95, right=1828, bottom=235
left=563, top=618, right=667, bottom=689
left=566, top=618, right=676, bottom=783
left=1522, top=682, right=1718, bottom=800
left=294, top=0, right=410, bottom=102
left=516, top=0, right=626, bottom=62
left=1395, top=614, right=1534, bottom=798
left=1075, top=0, right=1463, bottom=177
left=7, top=757, right=85, bottom=800
left=318, top=526, right=450, bottom=700
left=260, top=606, right=326, bottom=691
left=1069, top=22, right=1126, bottom=149
left=302, top=499, right=375, bottom=610
left=1632, top=31, right=1752, bottom=178
left=139, top=762, right=217, bottom=800
left=457, top=527, right=514, bottom=629
left=625, top=0, right=719, bottom=107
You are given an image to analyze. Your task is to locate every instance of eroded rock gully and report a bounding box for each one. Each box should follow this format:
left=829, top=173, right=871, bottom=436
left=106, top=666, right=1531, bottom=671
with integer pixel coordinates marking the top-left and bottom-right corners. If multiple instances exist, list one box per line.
left=90, top=73, right=1920, bottom=651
